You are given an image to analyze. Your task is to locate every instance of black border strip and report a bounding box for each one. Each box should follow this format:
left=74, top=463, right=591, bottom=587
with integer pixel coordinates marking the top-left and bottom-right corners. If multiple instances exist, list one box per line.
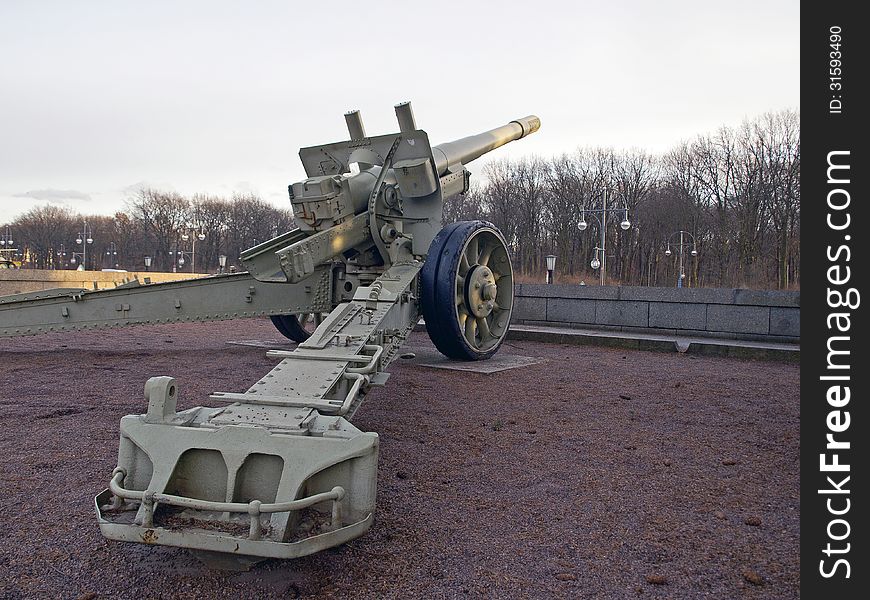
left=801, top=2, right=868, bottom=595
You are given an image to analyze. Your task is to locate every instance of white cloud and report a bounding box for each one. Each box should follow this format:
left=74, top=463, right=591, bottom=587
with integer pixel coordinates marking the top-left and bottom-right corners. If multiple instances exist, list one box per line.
left=12, top=189, right=92, bottom=203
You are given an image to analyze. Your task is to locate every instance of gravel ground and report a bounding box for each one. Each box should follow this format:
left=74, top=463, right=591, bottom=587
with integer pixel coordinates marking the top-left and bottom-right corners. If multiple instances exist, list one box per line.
left=0, top=319, right=800, bottom=599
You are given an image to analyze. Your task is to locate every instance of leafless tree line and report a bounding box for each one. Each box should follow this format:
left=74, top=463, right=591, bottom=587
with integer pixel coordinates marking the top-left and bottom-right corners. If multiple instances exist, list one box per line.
left=6, top=110, right=798, bottom=288
left=445, top=110, right=800, bottom=289
left=6, top=191, right=295, bottom=273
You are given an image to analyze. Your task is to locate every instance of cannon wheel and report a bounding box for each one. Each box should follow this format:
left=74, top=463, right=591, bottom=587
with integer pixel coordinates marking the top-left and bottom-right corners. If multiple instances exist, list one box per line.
left=421, top=220, right=514, bottom=360
left=270, top=312, right=325, bottom=342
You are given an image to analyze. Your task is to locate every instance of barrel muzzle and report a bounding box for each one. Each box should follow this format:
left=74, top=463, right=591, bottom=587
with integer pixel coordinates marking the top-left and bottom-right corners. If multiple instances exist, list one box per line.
left=510, top=115, right=541, bottom=138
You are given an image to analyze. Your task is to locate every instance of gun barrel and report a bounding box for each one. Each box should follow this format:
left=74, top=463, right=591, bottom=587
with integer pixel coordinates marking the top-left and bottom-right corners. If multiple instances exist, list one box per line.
left=431, top=115, right=540, bottom=176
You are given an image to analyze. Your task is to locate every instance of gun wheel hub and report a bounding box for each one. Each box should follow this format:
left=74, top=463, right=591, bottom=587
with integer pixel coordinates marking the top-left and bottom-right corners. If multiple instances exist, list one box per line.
left=464, top=265, right=497, bottom=318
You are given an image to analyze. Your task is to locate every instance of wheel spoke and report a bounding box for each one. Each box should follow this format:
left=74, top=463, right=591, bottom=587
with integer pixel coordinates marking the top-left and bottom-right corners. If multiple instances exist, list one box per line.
left=460, top=252, right=470, bottom=275
left=477, top=317, right=491, bottom=341
left=467, top=237, right=479, bottom=265
left=479, top=242, right=494, bottom=267
left=464, top=314, right=476, bottom=343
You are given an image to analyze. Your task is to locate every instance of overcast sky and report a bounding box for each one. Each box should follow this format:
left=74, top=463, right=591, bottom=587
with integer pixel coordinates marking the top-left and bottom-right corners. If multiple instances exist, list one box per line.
left=0, top=0, right=799, bottom=221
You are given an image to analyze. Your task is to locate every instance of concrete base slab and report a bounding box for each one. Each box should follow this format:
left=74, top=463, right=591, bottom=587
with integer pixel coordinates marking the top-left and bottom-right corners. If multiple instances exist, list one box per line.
left=408, top=349, right=545, bottom=374
left=229, top=338, right=544, bottom=373
left=227, top=339, right=296, bottom=350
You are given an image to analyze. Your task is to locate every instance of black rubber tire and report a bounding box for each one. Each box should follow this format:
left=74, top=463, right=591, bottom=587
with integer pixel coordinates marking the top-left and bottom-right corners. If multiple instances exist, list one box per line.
left=269, top=314, right=313, bottom=342
left=421, top=220, right=512, bottom=361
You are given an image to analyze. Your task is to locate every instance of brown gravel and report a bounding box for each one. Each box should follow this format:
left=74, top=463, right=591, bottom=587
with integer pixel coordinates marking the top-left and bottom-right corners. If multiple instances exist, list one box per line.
left=0, top=319, right=800, bottom=599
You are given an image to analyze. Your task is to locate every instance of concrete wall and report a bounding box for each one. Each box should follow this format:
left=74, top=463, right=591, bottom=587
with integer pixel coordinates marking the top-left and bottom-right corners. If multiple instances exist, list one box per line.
left=513, top=284, right=800, bottom=342
left=0, top=269, right=207, bottom=296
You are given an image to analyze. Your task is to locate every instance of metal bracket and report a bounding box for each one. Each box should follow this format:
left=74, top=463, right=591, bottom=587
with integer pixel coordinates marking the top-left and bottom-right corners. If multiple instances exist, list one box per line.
left=367, top=136, right=402, bottom=269
left=144, top=377, right=178, bottom=424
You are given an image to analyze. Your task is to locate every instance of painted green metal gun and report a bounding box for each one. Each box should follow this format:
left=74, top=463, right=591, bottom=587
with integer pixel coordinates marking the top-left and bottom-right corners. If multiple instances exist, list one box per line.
left=1, top=102, right=540, bottom=568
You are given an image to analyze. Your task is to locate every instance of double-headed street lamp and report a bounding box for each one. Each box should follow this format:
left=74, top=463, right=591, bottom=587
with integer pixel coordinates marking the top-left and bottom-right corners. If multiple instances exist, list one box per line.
left=70, top=221, right=94, bottom=270
left=0, top=226, right=13, bottom=249
left=104, top=242, right=119, bottom=269
left=170, top=227, right=206, bottom=272
left=182, top=228, right=206, bottom=271
left=0, top=227, right=17, bottom=263
left=664, top=230, right=698, bottom=288
left=578, top=189, right=631, bottom=286
left=55, top=244, right=68, bottom=269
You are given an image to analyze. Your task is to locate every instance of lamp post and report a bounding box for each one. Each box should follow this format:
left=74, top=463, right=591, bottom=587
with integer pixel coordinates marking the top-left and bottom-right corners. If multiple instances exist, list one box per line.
left=71, top=221, right=94, bottom=270
left=578, top=188, right=631, bottom=286
left=0, top=226, right=18, bottom=265
left=545, top=254, right=556, bottom=284
left=144, top=255, right=152, bottom=272
left=172, top=226, right=206, bottom=272
left=218, top=254, right=227, bottom=274
left=0, top=226, right=13, bottom=248
left=104, top=242, right=119, bottom=269
left=664, top=230, right=698, bottom=288
left=55, top=244, right=68, bottom=269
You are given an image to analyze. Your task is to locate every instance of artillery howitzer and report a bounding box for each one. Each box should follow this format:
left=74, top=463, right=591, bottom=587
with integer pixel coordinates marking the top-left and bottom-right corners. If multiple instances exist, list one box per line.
left=0, top=102, right=540, bottom=567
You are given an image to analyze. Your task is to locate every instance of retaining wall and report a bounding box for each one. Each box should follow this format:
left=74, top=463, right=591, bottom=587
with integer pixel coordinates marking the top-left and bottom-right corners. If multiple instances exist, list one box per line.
left=0, top=269, right=207, bottom=296
left=513, top=284, right=800, bottom=342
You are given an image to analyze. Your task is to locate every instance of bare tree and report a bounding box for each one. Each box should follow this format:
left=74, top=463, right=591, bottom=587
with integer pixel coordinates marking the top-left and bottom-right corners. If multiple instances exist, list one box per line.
left=11, top=205, right=77, bottom=269
left=442, top=184, right=485, bottom=224
left=2, top=111, right=799, bottom=288
left=127, top=189, right=190, bottom=271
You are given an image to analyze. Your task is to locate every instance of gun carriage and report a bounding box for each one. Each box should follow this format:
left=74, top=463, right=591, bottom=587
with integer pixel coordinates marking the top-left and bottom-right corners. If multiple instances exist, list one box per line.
left=0, top=102, right=540, bottom=567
